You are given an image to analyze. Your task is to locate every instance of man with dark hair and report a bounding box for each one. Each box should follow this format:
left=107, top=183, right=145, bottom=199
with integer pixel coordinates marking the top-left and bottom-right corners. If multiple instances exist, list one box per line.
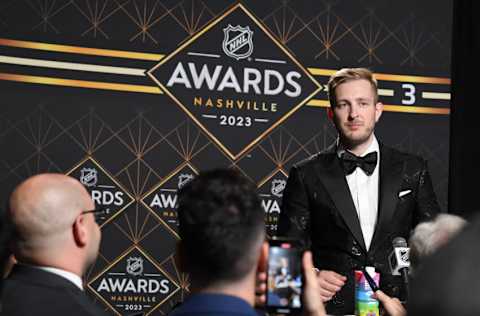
left=0, top=174, right=107, bottom=316
left=173, top=169, right=325, bottom=316
left=278, top=68, right=441, bottom=315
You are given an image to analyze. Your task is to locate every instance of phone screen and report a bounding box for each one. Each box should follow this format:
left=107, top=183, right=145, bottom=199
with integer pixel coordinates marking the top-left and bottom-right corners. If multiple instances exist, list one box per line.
left=266, top=239, right=303, bottom=314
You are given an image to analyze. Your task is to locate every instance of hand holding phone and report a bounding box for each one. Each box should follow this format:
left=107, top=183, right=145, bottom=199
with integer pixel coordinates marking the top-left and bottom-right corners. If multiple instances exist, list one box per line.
left=266, top=238, right=304, bottom=314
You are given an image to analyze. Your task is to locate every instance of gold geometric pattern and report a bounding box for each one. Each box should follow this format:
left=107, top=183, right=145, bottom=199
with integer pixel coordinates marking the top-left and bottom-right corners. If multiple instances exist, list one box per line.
left=26, top=0, right=73, bottom=33
left=164, top=120, right=212, bottom=162
left=65, top=109, right=117, bottom=155
left=118, top=0, right=173, bottom=44
left=71, top=0, right=125, bottom=38
left=351, top=10, right=394, bottom=63
left=257, top=126, right=308, bottom=170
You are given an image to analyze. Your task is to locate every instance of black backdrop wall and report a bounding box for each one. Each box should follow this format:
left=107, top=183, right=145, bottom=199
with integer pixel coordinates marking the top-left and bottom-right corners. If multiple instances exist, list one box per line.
left=449, top=0, right=479, bottom=218
left=0, top=1, right=451, bottom=314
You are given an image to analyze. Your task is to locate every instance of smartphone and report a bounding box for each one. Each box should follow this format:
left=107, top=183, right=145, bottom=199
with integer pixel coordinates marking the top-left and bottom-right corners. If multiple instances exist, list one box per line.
left=266, top=238, right=304, bottom=314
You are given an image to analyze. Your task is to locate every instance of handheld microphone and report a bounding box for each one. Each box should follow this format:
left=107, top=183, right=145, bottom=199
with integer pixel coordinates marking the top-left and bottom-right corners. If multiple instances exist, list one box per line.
left=389, top=237, right=410, bottom=275
left=389, top=237, right=410, bottom=299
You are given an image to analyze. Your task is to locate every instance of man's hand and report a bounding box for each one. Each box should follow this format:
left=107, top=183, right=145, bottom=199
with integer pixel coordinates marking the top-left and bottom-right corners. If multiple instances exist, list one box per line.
left=374, top=290, right=406, bottom=316
left=302, top=251, right=326, bottom=316
left=254, top=271, right=267, bottom=306
left=316, top=269, right=346, bottom=302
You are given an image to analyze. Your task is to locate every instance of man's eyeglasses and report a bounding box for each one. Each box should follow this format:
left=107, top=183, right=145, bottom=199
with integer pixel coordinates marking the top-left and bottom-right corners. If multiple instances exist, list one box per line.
left=81, top=208, right=110, bottom=224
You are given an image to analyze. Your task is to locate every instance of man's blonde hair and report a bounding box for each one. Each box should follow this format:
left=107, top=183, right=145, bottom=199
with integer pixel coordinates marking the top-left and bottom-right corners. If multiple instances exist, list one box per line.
left=327, top=68, right=378, bottom=107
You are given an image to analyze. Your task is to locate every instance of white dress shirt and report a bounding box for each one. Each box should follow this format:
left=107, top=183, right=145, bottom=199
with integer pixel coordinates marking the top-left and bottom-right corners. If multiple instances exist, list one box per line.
left=337, top=136, right=380, bottom=251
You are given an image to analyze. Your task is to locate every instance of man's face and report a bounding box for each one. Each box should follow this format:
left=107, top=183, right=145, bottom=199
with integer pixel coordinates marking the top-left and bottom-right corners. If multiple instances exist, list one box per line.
left=331, top=79, right=383, bottom=147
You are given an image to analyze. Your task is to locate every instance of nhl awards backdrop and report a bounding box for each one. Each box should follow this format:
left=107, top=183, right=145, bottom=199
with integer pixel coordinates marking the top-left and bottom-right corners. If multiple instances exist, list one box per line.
left=0, top=1, right=451, bottom=315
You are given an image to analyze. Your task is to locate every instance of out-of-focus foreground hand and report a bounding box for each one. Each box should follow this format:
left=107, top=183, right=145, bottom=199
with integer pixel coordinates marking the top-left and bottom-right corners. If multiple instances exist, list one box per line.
left=374, top=290, right=406, bottom=316
left=255, top=271, right=267, bottom=307
left=316, top=269, right=346, bottom=302
left=302, top=251, right=326, bottom=316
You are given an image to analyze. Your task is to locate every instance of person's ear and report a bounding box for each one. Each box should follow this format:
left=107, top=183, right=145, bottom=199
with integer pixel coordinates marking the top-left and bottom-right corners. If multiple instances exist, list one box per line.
left=327, top=107, right=334, bottom=121
left=375, top=102, right=384, bottom=122
left=72, top=215, right=87, bottom=247
left=257, top=241, right=268, bottom=273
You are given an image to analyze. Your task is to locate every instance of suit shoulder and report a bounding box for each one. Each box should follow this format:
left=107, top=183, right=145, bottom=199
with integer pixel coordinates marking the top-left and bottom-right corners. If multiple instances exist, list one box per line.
left=292, top=149, right=333, bottom=170
left=383, top=145, right=426, bottom=166
left=2, top=276, right=106, bottom=316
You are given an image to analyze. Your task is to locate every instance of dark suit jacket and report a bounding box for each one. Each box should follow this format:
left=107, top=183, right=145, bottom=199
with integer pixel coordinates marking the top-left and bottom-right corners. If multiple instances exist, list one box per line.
left=278, top=143, right=441, bottom=315
left=0, top=265, right=108, bottom=316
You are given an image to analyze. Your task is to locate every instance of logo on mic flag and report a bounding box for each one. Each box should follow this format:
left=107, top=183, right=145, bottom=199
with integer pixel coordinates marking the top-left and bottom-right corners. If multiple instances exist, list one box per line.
left=399, top=249, right=409, bottom=264
left=389, top=247, right=410, bottom=276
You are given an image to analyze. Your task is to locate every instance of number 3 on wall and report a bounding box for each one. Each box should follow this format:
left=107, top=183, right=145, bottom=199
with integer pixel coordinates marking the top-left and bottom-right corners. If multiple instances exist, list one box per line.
left=401, top=83, right=416, bottom=105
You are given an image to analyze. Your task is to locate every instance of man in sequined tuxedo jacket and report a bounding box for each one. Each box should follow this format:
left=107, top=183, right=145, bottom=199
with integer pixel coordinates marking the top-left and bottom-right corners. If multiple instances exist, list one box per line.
left=278, top=68, right=441, bottom=315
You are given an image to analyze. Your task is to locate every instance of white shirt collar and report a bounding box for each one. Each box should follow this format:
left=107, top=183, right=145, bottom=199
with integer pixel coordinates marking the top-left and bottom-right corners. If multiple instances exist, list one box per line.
left=27, top=264, right=84, bottom=290
left=337, top=135, right=380, bottom=158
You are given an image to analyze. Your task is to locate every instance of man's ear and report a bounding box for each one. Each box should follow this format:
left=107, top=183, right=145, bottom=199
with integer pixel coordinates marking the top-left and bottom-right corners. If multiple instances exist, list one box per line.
left=72, top=215, right=87, bottom=247
left=175, top=241, right=187, bottom=273
left=327, top=107, right=334, bottom=121
left=375, top=102, right=384, bottom=122
left=257, top=241, right=268, bottom=273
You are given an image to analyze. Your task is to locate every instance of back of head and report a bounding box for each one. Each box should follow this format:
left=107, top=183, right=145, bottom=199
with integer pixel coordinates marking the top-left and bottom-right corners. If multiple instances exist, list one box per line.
left=177, top=169, right=264, bottom=286
left=327, top=67, right=378, bottom=107
left=8, top=173, right=93, bottom=263
left=408, top=215, right=478, bottom=316
left=409, top=213, right=467, bottom=272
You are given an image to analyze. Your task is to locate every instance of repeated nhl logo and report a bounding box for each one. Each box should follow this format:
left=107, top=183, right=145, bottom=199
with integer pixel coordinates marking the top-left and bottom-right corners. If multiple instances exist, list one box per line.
left=67, top=157, right=134, bottom=226
left=258, top=170, right=288, bottom=236
left=271, top=179, right=287, bottom=198
left=80, top=168, right=98, bottom=187
left=126, top=257, right=144, bottom=276
left=177, top=173, right=194, bottom=189
left=148, top=3, right=321, bottom=160
left=89, top=247, right=179, bottom=315
left=141, top=163, right=198, bottom=238
left=222, top=24, right=253, bottom=60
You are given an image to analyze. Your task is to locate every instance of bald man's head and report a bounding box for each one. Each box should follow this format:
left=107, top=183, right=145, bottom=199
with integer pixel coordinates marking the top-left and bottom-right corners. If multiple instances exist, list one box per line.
left=8, top=174, right=95, bottom=261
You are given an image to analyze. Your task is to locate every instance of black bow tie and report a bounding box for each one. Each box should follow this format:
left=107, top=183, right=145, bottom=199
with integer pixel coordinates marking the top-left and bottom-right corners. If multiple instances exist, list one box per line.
left=341, top=151, right=378, bottom=176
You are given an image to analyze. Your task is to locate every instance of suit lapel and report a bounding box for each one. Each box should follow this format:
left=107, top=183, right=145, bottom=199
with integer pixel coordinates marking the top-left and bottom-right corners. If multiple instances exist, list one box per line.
left=314, top=147, right=367, bottom=252
left=369, top=145, right=404, bottom=254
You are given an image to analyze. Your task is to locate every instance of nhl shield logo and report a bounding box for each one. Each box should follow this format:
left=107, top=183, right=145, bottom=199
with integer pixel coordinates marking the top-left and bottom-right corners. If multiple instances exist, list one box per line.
left=126, top=257, right=144, bottom=276
left=222, top=24, right=254, bottom=60
left=178, top=173, right=194, bottom=189
left=271, top=179, right=286, bottom=198
left=80, top=167, right=98, bottom=187
left=400, top=249, right=410, bottom=264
